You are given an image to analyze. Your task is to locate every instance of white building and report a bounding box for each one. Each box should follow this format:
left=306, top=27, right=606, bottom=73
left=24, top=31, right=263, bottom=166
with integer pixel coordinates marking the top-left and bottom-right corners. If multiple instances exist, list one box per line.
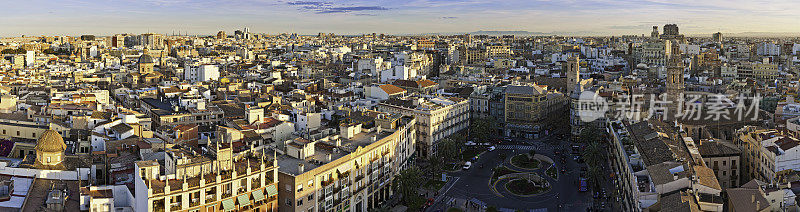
left=184, top=65, right=220, bottom=82
left=380, top=65, right=417, bottom=82
left=757, top=42, right=781, bottom=56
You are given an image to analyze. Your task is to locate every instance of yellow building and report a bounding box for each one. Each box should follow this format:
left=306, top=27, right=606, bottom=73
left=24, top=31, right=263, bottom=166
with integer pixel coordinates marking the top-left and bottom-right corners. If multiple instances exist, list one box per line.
left=504, top=85, right=568, bottom=138
left=277, top=114, right=416, bottom=212
left=134, top=143, right=279, bottom=212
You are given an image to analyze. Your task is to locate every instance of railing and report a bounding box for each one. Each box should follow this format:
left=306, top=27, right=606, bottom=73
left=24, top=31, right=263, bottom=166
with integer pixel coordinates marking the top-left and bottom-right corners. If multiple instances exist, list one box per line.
left=190, top=198, right=200, bottom=207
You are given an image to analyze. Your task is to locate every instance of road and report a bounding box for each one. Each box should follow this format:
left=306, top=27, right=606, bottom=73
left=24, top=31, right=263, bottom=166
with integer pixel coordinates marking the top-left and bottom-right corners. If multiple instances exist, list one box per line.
left=428, top=136, right=592, bottom=211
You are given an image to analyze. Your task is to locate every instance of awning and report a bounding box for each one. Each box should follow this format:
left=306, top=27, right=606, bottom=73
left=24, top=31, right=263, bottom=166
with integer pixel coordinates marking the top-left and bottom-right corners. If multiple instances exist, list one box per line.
left=221, top=198, right=235, bottom=212
left=266, top=184, right=278, bottom=197
left=252, top=190, right=265, bottom=202
left=237, top=194, right=251, bottom=207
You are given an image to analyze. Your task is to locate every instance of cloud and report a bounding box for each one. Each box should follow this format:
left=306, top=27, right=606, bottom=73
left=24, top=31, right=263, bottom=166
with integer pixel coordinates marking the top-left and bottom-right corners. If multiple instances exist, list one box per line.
left=287, top=1, right=388, bottom=14
left=286, top=1, right=330, bottom=7
left=317, top=6, right=388, bottom=13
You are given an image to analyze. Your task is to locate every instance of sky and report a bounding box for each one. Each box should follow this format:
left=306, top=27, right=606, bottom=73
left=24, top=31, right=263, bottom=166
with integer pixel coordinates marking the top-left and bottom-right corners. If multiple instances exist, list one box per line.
left=1, top=0, right=799, bottom=36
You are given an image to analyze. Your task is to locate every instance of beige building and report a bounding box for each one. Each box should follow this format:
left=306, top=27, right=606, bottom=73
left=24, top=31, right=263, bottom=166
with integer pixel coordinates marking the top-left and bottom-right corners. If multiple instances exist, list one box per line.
left=504, top=85, right=568, bottom=139
left=276, top=113, right=416, bottom=212
left=735, top=126, right=800, bottom=184
left=697, top=140, right=741, bottom=188
left=376, top=96, right=469, bottom=157
left=134, top=141, right=279, bottom=212
left=485, top=45, right=511, bottom=58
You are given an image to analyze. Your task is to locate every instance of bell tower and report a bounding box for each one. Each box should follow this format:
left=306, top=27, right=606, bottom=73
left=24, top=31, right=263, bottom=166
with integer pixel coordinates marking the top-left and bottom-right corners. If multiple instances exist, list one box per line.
left=666, top=40, right=684, bottom=121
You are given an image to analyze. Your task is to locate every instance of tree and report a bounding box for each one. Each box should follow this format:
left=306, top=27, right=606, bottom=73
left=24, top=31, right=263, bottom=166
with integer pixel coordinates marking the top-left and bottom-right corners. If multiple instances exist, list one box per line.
left=430, top=138, right=461, bottom=174
left=527, top=149, right=536, bottom=158
left=587, top=164, right=604, bottom=189
left=394, top=167, right=425, bottom=209
left=470, top=117, right=497, bottom=142
left=582, top=141, right=604, bottom=167
left=579, top=125, right=599, bottom=144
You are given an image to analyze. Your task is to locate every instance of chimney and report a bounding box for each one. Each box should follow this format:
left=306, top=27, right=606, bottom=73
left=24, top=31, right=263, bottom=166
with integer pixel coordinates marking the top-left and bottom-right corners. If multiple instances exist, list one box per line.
left=326, top=153, right=332, bottom=162
left=298, top=164, right=304, bottom=173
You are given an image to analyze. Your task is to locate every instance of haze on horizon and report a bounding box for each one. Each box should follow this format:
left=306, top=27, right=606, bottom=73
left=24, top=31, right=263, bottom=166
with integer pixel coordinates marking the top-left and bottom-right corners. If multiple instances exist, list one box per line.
left=2, top=0, right=799, bottom=37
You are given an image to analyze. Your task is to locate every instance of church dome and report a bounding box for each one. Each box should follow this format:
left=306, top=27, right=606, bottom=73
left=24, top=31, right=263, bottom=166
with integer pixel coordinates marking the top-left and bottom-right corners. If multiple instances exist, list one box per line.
left=35, top=129, right=66, bottom=153
left=139, top=54, right=155, bottom=64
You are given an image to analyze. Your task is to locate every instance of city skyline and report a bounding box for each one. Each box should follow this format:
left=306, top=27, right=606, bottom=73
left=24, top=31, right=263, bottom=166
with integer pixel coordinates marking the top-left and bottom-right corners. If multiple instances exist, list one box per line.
left=2, top=0, right=800, bottom=37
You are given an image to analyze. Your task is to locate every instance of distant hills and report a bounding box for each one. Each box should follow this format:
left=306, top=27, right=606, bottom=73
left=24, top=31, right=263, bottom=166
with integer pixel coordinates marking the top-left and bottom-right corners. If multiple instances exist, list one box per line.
left=419, top=30, right=800, bottom=37
left=469, top=30, right=550, bottom=36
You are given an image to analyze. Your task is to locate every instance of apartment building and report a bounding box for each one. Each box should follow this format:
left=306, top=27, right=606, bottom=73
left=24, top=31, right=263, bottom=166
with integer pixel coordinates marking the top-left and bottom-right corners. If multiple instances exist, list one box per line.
left=697, top=140, right=741, bottom=188
left=735, top=126, right=800, bottom=184
left=277, top=113, right=416, bottom=212
left=504, top=85, right=568, bottom=139
left=376, top=96, right=469, bottom=157
left=134, top=142, right=279, bottom=212
left=607, top=120, right=724, bottom=212
left=140, top=98, right=224, bottom=130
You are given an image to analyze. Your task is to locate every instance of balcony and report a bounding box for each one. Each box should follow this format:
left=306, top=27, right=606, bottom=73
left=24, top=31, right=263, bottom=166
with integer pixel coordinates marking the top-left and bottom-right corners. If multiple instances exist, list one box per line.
left=190, top=198, right=200, bottom=207
left=221, top=170, right=233, bottom=181
left=187, top=176, right=201, bottom=188
left=321, top=179, right=334, bottom=187
left=204, top=173, right=216, bottom=184
left=205, top=194, right=216, bottom=203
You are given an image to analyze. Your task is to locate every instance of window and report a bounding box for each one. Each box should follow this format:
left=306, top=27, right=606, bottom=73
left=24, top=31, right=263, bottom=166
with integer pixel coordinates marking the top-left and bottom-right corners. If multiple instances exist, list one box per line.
left=286, top=199, right=291, bottom=206
left=308, top=193, right=314, bottom=201
left=47, top=157, right=51, bottom=163
left=297, top=199, right=303, bottom=206
left=723, top=161, right=726, bottom=166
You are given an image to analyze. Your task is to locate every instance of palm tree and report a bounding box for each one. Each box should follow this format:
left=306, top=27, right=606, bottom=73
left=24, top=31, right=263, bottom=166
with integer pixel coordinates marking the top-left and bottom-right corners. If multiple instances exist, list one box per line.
left=587, top=164, right=604, bottom=189
left=579, top=125, right=599, bottom=143
left=582, top=141, right=604, bottom=167
left=470, top=117, right=497, bottom=142
left=394, top=167, right=424, bottom=208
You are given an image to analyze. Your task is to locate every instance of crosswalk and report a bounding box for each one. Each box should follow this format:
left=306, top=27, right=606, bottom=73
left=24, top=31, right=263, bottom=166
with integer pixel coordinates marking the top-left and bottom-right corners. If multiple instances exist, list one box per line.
left=497, top=145, right=542, bottom=151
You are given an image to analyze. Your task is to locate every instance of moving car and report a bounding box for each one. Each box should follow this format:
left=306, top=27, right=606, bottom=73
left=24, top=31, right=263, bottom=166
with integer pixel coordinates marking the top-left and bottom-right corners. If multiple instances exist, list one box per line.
left=488, top=146, right=496, bottom=151
left=463, top=162, right=472, bottom=170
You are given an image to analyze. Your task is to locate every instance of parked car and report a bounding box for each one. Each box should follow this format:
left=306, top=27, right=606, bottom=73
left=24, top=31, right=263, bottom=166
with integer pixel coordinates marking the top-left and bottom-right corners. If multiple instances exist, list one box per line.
left=463, top=162, right=472, bottom=170
left=488, top=146, right=496, bottom=151
left=465, top=141, right=477, bottom=146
